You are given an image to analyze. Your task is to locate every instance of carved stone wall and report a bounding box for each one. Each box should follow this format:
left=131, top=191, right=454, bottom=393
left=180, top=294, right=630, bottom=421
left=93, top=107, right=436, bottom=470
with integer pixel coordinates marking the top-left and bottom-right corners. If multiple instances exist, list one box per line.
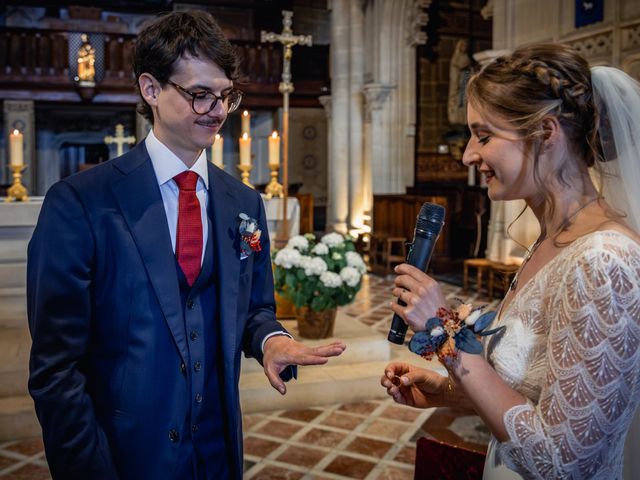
left=491, top=0, right=640, bottom=78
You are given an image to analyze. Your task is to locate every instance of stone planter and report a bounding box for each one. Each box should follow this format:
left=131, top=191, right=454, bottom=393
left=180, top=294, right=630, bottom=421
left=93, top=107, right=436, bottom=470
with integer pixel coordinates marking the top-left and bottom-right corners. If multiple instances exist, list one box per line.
left=295, top=306, right=337, bottom=339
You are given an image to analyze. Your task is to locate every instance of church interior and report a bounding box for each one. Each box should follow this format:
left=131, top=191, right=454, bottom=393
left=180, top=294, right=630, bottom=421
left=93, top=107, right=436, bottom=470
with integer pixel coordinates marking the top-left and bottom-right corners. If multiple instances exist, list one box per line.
left=1, top=0, right=640, bottom=478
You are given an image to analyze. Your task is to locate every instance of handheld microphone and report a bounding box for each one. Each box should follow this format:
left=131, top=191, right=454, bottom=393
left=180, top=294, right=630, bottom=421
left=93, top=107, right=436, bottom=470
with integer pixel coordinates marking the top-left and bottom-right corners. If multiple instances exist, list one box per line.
left=387, top=202, right=446, bottom=345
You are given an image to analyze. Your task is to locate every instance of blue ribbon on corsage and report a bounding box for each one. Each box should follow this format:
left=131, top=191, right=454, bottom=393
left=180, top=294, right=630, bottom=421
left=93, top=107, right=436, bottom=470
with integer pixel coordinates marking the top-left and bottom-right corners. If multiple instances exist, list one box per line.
left=408, top=303, right=504, bottom=362
left=238, top=213, right=262, bottom=260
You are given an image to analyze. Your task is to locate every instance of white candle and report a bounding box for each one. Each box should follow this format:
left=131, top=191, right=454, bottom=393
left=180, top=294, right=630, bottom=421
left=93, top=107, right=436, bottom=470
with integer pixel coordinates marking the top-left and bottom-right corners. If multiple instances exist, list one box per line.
left=239, top=133, right=251, bottom=166
left=268, top=131, right=280, bottom=166
left=211, top=134, right=224, bottom=168
left=241, top=110, right=250, bottom=137
left=9, top=129, right=23, bottom=167
left=468, top=165, right=476, bottom=186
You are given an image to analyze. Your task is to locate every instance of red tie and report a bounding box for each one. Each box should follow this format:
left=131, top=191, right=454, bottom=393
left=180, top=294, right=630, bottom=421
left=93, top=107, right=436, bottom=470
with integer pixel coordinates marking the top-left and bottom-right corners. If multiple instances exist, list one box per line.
left=173, top=171, right=202, bottom=286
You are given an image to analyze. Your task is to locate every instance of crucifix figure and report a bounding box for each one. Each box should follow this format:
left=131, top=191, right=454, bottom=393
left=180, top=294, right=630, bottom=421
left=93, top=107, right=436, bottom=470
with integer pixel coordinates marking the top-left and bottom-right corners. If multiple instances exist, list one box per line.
left=104, top=124, right=136, bottom=157
left=261, top=10, right=312, bottom=244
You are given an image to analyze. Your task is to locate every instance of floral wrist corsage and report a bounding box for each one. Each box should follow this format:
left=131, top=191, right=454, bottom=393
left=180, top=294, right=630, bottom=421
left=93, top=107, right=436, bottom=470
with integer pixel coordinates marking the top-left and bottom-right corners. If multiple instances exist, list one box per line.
left=408, top=301, right=503, bottom=365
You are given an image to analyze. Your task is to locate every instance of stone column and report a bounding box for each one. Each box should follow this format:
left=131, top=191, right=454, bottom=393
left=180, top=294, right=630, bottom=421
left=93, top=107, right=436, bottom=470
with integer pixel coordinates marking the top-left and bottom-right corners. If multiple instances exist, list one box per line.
left=318, top=95, right=332, bottom=205
left=136, top=112, right=151, bottom=144
left=348, top=1, right=365, bottom=232
left=362, top=83, right=394, bottom=194
left=3, top=101, right=35, bottom=194
left=328, top=0, right=350, bottom=233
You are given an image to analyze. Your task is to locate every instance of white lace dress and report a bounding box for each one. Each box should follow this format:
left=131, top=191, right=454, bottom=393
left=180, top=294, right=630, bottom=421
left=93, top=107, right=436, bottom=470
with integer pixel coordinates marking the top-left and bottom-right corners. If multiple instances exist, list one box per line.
left=482, top=230, right=640, bottom=480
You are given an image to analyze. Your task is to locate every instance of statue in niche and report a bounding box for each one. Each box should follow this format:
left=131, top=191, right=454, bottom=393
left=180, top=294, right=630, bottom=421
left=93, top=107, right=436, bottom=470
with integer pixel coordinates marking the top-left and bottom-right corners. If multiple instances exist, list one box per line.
left=447, top=39, right=472, bottom=126
left=76, top=34, right=96, bottom=85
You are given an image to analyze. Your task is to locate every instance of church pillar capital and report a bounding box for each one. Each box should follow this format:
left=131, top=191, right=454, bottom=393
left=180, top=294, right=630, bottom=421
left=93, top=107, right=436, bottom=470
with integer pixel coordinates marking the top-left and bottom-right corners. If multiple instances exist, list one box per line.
left=472, top=48, right=512, bottom=67
left=362, top=83, right=395, bottom=122
left=407, top=0, right=431, bottom=47
left=318, top=95, right=332, bottom=119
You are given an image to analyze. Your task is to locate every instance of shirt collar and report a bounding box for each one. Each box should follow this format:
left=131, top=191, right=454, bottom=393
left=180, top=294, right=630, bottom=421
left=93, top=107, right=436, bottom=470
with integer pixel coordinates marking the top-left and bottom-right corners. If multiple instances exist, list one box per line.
left=145, top=129, right=209, bottom=189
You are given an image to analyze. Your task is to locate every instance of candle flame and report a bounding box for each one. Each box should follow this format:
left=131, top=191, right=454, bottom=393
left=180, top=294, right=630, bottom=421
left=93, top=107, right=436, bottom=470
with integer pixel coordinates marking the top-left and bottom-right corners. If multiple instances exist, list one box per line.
left=215, top=133, right=221, bottom=140
left=242, top=133, right=249, bottom=140
left=13, top=129, right=19, bottom=135
left=271, top=131, right=278, bottom=139
left=242, top=110, right=249, bottom=117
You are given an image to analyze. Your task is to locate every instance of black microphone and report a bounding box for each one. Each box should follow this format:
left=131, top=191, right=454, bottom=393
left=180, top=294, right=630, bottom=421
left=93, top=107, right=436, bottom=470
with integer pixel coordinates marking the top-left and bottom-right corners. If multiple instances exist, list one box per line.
left=387, top=202, right=446, bottom=345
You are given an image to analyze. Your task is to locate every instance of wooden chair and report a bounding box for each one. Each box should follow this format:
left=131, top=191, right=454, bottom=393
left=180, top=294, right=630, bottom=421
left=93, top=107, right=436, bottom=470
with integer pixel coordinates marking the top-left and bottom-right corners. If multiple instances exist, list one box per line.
left=462, top=258, right=491, bottom=295
left=384, top=237, right=407, bottom=272
left=488, top=261, right=520, bottom=299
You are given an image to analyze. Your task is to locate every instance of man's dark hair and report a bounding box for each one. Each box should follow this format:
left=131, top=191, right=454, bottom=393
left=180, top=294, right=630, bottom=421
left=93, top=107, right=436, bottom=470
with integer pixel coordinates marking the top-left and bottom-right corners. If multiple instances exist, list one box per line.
left=133, top=10, right=240, bottom=124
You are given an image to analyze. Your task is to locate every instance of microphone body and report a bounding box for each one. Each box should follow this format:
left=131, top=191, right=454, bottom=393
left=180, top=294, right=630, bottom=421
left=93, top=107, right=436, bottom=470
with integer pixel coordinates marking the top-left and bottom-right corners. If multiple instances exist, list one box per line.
left=387, top=202, right=445, bottom=345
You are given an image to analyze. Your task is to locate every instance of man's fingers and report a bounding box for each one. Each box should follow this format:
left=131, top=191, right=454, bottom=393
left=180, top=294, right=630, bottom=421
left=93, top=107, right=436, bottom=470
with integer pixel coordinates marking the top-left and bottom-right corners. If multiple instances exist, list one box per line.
left=295, top=354, right=330, bottom=366
left=264, top=366, right=286, bottom=395
left=310, top=342, right=346, bottom=357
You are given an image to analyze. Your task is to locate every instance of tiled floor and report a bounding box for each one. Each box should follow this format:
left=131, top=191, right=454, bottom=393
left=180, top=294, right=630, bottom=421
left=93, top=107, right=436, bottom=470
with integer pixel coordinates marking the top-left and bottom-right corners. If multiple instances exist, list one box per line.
left=0, top=273, right=494, bottom=479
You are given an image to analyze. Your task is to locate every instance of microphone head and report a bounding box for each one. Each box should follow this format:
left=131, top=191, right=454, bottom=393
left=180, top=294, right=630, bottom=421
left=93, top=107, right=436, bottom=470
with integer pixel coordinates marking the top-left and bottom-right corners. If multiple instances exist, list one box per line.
left=416, top=202, right=445, bottom=236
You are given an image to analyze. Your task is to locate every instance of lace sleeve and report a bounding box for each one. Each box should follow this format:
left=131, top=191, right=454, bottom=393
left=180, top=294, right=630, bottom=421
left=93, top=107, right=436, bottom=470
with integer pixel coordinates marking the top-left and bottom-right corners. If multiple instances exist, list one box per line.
left=497, top=236, right=640, bottom=479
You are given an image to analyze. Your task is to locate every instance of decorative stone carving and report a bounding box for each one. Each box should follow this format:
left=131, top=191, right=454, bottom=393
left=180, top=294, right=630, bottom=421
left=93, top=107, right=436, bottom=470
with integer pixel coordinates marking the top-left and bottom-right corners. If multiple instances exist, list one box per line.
left=318, top=95, right=332, bottom=119
left=407, top=0, right=431, bottom=47
left=481, top=0, right=494, bottom=20
left=448, top=39, right=472, bottom=126
left=622, top=21, right=640, bottom=51
left=566, top=32, right=613, bottom=57
left=362, top=83, right=395, bottom=123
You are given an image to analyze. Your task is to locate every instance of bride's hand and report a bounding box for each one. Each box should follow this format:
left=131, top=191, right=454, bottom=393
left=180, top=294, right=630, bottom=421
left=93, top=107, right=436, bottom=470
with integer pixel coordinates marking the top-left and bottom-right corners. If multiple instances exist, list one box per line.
left=391, top=264, right=447, bottom=332
left=380, top=362, right=449, bottom=409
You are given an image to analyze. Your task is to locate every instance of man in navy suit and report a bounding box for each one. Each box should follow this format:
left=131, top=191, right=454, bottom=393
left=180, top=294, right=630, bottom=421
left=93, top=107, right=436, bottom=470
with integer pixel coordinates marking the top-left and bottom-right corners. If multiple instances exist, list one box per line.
left=27, top=11, right=345, bottom=480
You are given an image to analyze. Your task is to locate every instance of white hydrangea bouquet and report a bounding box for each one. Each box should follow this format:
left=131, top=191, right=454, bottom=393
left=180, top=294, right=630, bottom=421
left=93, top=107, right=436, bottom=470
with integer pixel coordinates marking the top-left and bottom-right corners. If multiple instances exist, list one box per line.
left=273, top=232, right=366, bottom=312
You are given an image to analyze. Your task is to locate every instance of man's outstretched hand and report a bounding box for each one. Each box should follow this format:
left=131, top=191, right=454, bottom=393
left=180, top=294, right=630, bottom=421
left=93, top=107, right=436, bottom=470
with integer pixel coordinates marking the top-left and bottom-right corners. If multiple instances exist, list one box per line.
left=262, top=336, right=346, bottom=395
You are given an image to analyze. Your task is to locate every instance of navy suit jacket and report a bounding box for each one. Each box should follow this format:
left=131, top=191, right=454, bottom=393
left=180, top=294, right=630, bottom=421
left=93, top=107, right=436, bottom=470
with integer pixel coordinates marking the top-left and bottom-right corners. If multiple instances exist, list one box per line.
left=27, top=142, right=292, bottom=479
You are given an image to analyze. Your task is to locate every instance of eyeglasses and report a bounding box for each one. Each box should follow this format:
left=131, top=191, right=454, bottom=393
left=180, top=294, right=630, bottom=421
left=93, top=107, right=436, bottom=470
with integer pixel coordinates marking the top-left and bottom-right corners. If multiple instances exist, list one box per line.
left=166, top=80, right=243, bottom=115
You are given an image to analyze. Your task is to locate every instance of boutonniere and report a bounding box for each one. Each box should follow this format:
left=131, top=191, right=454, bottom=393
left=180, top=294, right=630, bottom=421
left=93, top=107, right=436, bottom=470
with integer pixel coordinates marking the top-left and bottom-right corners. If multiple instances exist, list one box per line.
left=238, top=213, right=262, bottom=259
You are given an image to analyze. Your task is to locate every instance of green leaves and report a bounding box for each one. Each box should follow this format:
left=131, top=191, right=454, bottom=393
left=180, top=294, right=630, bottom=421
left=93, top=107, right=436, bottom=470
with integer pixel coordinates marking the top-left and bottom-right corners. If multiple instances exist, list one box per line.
left=272, top=233, right=364, bottom=312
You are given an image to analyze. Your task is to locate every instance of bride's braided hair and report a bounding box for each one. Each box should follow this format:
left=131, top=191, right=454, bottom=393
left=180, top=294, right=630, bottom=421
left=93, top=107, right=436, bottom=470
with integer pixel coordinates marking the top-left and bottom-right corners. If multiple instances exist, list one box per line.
left=467, top=44, right=605, bottom=237
left=467, top=44, right=601, bottom=167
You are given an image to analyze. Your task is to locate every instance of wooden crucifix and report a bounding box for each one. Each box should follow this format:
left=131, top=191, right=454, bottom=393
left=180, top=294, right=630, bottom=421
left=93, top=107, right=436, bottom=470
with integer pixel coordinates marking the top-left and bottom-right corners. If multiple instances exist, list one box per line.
left=261, top=10, right=312, bottom=244
left=104, top=124, right=136, bottom=157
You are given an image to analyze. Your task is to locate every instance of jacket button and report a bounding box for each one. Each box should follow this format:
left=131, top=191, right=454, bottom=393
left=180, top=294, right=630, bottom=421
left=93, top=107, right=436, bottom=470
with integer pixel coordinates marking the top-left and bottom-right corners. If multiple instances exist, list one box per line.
left=187, top=299, right=195, bottom=310
left=190, top=330, right=198, bottom=341
left=180, top=363, right=186, bottom=375
left=195, top=393, right=203, bottom=403
left=169, top=429, right=179, bottom=443
left=194, top=361, right=202, bottom=372
left=192, top=424, right=199, bottom=433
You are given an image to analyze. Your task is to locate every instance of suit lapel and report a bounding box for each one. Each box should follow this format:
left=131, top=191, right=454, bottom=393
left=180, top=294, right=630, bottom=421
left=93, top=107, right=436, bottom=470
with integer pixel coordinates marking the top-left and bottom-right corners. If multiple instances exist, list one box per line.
left=208, top=164, right=240, bottom=371
left=109, top=144, right=188, bottom=366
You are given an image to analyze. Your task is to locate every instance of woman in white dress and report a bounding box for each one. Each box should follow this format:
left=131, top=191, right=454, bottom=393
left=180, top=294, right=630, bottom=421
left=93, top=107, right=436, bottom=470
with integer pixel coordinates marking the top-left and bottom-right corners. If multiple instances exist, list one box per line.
left=381, top=43, right=640, bottom=479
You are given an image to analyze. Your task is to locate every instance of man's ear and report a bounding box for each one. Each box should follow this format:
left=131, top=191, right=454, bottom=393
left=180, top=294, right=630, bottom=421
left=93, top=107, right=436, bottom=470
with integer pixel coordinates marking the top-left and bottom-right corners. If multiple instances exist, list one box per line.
left=138, top=73, right=159, bottom=106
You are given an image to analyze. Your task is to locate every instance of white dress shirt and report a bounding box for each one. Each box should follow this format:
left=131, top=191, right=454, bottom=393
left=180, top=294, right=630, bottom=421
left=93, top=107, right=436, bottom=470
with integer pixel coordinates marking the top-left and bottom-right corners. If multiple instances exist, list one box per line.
left=146, top=130, right=209, bottom=265
left=145, top=131, right=289, bottom=351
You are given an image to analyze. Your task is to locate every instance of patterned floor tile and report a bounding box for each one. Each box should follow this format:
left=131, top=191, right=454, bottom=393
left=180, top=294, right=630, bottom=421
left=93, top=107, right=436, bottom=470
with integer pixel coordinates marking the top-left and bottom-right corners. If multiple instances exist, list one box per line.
left=323, top=454, right=376, bottom=479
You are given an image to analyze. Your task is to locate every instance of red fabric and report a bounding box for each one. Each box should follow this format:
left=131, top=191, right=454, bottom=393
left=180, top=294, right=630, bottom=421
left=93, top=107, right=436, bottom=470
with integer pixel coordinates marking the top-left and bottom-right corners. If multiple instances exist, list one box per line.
left=173, top=171, right=202, bottom=286
left=414, top=437, right=485, bottom=480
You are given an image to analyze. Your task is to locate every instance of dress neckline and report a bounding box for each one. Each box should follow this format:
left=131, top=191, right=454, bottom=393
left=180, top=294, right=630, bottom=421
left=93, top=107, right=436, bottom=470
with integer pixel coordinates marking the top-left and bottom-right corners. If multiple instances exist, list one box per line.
left=495, top=229, right=637, bottom=324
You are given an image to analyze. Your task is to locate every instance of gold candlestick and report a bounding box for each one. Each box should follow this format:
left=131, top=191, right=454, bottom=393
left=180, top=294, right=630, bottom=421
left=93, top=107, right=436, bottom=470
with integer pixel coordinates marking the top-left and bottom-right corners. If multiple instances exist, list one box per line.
left=264, top=163, right=284, bottom=199
left=5, top=165, right=29, bottom=202
left=237, top=164, right=254, bottom=188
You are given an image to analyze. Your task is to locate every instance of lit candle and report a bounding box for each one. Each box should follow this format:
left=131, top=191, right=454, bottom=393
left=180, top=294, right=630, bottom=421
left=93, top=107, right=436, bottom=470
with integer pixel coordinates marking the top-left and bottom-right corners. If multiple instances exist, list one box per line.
left=241, top=110, right=250, bottom=137
left=9, top=129, right=24, bottom=167
left=211, top=134, right=224, bottom=168
left=239, top=133, right=251, bottom=166
left=268, top=131, right=280, bottom=166
left=468, top=165, right=476, bottom=186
